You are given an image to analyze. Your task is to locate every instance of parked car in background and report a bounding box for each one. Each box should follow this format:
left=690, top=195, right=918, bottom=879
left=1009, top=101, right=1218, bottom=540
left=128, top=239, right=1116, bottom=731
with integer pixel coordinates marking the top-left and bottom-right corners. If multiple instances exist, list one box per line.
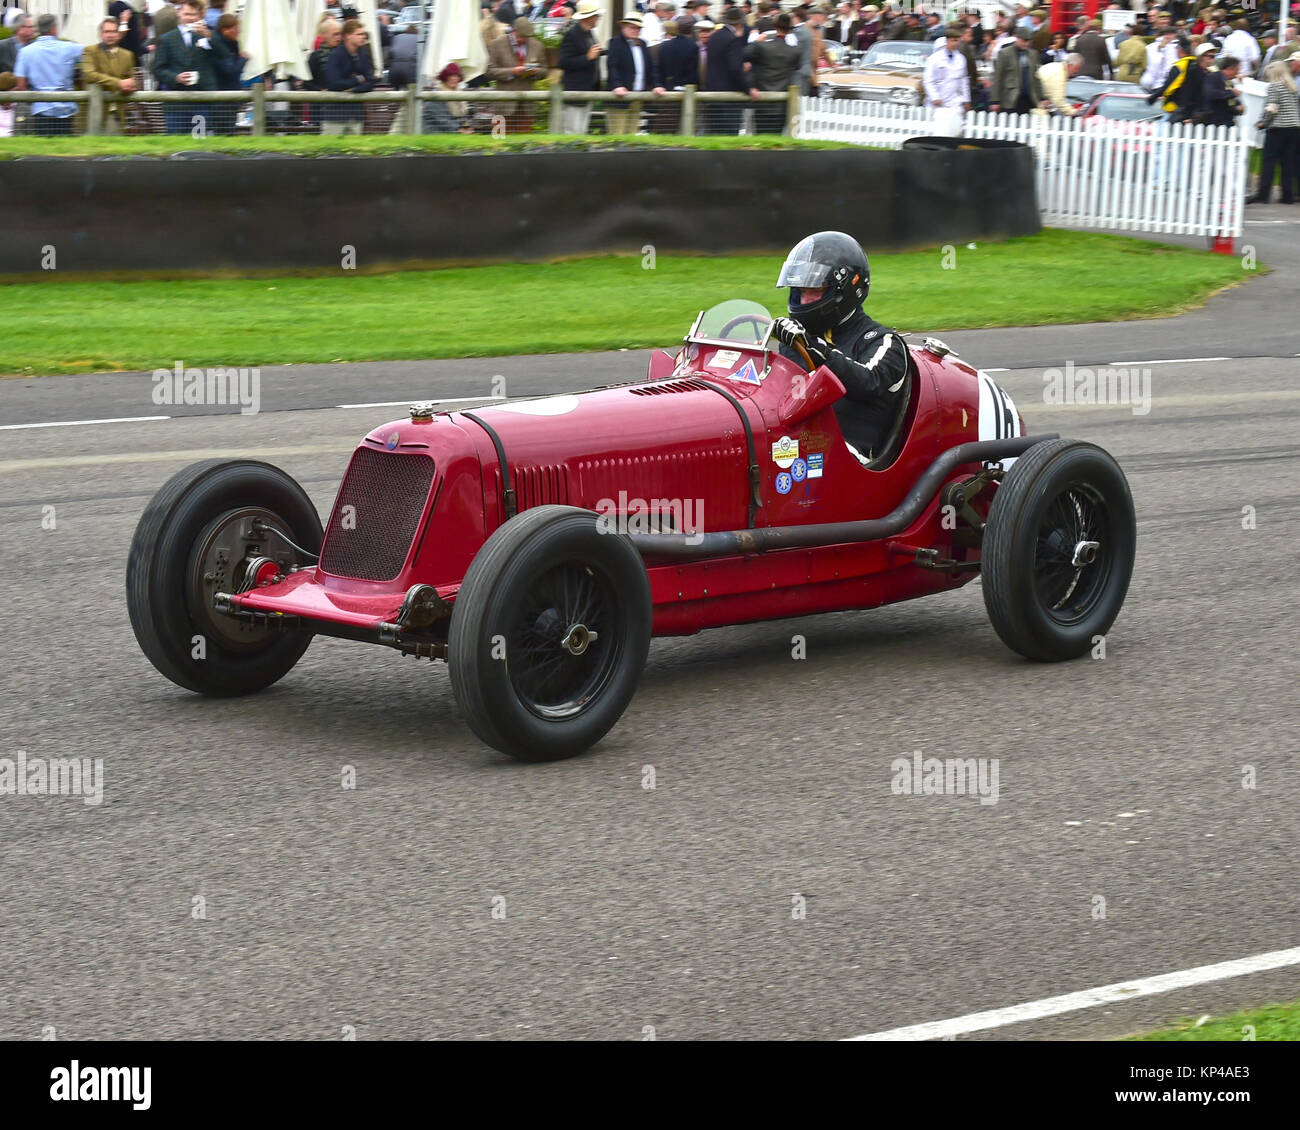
left=393, top=3, right=430, bottom=32
left=1080, top=92, right=1163, bottom=124
left=818, top=40, right=931, bottom=104
left=819, top=39, right=992, bottom=105
left=1076, top=93, right=1163, bottom=171
left=1066, top=76, right=1139, bottom=111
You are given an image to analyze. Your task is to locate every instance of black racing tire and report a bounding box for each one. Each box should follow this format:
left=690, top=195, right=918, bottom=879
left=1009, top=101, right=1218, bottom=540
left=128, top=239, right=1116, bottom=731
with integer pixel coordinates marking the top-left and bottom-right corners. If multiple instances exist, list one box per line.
left=126, top=459, right=323, bottom=696
left=448, top=505, right=652, bottom=762
left=981, top=438, right=1136, bottom=662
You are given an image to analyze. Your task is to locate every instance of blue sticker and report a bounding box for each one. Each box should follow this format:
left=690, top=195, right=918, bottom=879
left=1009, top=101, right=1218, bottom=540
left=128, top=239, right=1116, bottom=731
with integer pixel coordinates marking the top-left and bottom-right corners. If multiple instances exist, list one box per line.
left=790, top=458, right=808, bottom=482
left=775, top=471, right=793, bottom=495
left=807, top=453, right=824, bottom=479
left=386, top=432, right=400, bottom=450
left=730, top=358, right=761, bottom=385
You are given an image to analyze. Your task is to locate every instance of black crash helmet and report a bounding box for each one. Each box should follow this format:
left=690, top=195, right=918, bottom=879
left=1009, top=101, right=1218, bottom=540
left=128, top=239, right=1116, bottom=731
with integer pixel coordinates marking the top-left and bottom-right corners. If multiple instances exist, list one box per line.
left=776, top=231, right=871, bottom=334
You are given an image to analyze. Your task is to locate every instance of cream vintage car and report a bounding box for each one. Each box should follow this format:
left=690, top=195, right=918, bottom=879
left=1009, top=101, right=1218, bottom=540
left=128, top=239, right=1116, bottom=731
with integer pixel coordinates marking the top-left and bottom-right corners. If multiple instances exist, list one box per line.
left=817, top=40, right=932, bottom=105
left=818, top=39, right=992, bottom=105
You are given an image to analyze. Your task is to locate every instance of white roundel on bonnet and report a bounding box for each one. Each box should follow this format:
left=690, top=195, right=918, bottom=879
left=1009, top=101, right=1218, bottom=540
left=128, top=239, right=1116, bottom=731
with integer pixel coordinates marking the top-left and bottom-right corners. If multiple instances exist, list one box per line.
left=492, top=395, right=580, bottom=416
left=977, top=371, right=1022, bottom=467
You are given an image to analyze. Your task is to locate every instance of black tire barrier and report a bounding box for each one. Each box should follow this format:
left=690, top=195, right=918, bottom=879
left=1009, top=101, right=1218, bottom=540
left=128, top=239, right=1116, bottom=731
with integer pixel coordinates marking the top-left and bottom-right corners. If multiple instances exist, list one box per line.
left=894, top=137, right=1039, bottom=250
left=0, top=143, right=1039, bottom=275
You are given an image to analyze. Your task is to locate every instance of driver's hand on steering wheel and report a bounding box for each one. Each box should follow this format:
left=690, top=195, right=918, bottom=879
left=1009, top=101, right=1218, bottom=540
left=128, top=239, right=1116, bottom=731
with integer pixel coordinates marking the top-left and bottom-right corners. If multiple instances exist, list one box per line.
left=772, top=317, right=809, bottom=349
left=773, top=317, right=827, bottom=362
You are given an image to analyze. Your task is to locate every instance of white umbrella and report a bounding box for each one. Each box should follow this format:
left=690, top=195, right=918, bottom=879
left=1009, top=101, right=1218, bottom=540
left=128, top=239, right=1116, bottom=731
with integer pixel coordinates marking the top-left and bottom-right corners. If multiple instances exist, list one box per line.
left=359, top=3, right=384, bottom=72
left=238, top=0, right=307, bottom=79
left=29, top=0, right=101, bottom=47
left=424, top=0, right=488, bottom=81
left=296, top=0, right=330, bottom=58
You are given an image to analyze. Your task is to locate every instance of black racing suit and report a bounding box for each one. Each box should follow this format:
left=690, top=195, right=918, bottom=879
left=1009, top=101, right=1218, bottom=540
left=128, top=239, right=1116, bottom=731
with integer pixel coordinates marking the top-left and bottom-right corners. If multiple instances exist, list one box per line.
left=779, top=307, right=910, bottom=462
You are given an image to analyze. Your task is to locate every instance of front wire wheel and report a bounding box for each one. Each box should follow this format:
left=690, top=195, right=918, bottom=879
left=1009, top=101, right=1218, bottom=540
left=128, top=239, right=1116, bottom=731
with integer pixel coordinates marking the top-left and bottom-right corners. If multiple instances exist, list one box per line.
left=126, top=459, right=322, bottom=695
left=509, top=561, right=621, bottom=721
left=448, top=506, right=652, bottom=761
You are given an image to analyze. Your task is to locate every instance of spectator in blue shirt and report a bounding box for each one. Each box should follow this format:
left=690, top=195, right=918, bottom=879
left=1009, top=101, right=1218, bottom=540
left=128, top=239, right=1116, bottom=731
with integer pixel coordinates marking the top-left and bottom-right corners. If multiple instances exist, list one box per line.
left=14, top=14, right=84, bottom=135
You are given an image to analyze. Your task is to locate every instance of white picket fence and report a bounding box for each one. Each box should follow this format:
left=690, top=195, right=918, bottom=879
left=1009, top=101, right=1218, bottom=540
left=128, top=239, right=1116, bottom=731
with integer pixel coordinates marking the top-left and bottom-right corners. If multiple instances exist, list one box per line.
left=796, top=98, right=1248, bottom=239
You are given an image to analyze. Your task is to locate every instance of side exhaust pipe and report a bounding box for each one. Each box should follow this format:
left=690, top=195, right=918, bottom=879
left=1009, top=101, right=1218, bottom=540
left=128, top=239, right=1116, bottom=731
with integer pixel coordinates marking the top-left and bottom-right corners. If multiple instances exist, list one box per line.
left=628, top=434, right=1057, bottom=559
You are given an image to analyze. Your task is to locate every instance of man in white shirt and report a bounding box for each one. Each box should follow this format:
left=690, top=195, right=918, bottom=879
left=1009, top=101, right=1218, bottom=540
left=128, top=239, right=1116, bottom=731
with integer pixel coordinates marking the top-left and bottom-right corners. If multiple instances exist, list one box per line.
left=1221, top=19, right=1261, bottom=78
left=923, top=23, right=970, bottom=134
left=640, top=1, right=672, bottom=48
left=1140, top=28, right=1178, bottom=92
left=827, top=2, right=858, bottom=47
left=606, top=12, right=664, bottom=132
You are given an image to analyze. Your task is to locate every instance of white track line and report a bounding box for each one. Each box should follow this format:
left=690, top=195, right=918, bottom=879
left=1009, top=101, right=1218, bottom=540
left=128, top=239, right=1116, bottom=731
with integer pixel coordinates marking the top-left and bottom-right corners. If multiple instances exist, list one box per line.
left=335, top=396, right=506, bottom=409
left=1104, top=356, right=1230, bottom=366
left=847, top=945, right=1300, bottom=1041
left=0, top=415, right=170, bottom=431
left=0, top=444, right=354, bottom=474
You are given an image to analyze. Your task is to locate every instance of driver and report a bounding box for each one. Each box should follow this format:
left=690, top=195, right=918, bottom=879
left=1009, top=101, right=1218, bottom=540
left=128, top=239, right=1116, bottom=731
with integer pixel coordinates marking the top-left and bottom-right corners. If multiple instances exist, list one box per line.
left=771, top=231, right=909, bottom=464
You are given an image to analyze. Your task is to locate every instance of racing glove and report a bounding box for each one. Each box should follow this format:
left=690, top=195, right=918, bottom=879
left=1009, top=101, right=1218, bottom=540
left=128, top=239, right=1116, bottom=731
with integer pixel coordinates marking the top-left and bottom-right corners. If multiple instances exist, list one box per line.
left=772, top=317, right=829, bottom=364
left=772, top=316, right=808, bottom=348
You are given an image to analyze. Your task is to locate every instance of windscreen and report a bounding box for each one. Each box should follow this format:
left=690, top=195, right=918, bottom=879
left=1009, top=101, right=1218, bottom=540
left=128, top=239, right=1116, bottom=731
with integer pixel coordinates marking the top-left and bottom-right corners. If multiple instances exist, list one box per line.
left=690, top=300, right=774, bottom=346
left=863, top=42, right=930, bottom=67
left=1093, top=97, right=1161, bottom=121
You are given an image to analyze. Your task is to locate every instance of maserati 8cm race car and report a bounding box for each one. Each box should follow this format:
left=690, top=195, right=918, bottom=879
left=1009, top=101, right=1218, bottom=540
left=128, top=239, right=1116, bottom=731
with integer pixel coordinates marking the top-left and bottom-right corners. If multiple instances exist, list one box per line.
left=126, top=300, right=1136, bottom=762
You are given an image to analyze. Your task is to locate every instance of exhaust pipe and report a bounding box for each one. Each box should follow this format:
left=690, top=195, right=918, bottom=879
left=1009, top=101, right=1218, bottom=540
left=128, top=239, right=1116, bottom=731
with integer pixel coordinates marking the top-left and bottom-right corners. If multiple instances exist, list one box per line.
left=628, top=434, right=1057, bottom=559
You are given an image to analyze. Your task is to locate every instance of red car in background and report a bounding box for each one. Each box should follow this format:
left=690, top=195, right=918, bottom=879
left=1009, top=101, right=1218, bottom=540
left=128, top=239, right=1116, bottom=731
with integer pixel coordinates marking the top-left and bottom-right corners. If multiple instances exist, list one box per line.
left=1080, top=92, right=1164, bottom=125
left=127, top=301, right=1137, bottom=761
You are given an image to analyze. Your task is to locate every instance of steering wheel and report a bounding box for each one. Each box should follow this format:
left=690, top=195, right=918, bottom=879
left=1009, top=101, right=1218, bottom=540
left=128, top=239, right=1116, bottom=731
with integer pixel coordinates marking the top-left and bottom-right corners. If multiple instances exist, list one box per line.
left=718, top=312, right=772, bottom=343
left=718, top=312, right=818, bottom=371
left=789, top=338, right=817, bottom=372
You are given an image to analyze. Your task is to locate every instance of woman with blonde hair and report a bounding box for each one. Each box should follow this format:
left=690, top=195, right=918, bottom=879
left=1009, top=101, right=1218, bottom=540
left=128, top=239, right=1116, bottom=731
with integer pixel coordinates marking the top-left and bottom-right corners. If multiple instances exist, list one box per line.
left=1249, top=57, right=1300, bottom=204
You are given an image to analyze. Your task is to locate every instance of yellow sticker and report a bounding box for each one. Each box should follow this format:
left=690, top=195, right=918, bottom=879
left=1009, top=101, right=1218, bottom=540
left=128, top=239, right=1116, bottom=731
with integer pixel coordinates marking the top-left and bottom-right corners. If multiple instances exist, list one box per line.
left=771, top=435, right=799, bottom=468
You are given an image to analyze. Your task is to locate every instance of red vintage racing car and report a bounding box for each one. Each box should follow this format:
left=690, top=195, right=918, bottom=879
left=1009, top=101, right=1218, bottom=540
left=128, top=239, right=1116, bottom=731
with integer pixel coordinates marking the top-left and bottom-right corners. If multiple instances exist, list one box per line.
left=127, top=299, right=1136, bottom=761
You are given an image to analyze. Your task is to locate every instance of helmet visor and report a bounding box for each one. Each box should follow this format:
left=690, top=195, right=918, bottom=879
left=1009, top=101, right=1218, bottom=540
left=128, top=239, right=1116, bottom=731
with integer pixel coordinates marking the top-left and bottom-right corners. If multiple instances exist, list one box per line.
left=776, top=238, right=836, bottom=289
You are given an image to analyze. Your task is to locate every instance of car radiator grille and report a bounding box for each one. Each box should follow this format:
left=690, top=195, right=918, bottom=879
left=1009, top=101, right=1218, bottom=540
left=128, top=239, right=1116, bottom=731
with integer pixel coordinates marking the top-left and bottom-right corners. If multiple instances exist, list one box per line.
left=319, top=448, right=436, bottom=581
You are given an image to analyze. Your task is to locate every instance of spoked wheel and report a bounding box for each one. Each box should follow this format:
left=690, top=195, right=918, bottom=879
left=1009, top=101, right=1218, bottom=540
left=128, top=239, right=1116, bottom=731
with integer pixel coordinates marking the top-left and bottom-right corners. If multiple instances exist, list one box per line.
left=449, top=505, right=652, bottom=762
left=126, top=460, right=323, bottom=696
left=509, top=562, right=620, bottom=721
left=1032, top=484, right=1113, bottom=627
left=982, top=439, right=1136, bottom=662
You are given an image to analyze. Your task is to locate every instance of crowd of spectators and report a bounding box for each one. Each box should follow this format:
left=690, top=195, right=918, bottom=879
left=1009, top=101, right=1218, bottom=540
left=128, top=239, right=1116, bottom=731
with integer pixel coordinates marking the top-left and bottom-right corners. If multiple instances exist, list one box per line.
left=0, top=1, right=257, bottom=134
left=503, top=0, right=1294, bottom=143
left=904, top=6, right=1283, bottom=120
left=0, top=0, right=397, bottom=135
left=0, top=0, right=1295, bottom=176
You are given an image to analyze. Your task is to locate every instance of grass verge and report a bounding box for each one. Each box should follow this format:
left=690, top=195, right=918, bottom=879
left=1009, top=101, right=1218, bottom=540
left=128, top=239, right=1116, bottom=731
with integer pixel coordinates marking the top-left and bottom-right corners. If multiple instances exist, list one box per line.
left=0, top=132, right=855, bottom=159
left=1128, top=999, right=1300, bottom=1041
left=0, top=229, right=1251, bottom=375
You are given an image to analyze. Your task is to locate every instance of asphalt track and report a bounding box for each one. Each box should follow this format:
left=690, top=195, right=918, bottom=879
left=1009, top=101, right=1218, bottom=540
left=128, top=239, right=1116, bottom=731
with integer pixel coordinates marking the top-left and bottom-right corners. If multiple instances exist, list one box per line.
left=1, top=219, right=1298, bottom=1040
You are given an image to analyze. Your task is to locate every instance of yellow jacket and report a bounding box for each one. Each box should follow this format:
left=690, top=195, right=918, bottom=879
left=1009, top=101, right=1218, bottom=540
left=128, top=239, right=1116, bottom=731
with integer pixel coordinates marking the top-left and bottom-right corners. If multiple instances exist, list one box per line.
left=1160, top=55, right=1195, bottom=113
